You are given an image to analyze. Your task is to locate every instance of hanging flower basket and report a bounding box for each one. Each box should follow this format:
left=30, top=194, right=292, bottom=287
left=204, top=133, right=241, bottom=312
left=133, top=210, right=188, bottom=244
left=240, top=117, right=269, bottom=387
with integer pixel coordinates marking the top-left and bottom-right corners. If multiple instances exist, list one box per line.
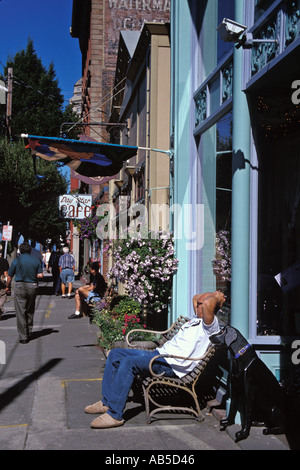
left=73, top=207, right=108, bottom=242
left=107, top=230, right=179, bottom=318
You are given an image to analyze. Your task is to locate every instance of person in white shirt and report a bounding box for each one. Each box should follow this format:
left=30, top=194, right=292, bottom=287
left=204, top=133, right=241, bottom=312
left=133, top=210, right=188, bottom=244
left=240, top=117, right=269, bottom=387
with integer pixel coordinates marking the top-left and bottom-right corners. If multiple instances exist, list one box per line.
left=85, top=291, right=225, bottom=429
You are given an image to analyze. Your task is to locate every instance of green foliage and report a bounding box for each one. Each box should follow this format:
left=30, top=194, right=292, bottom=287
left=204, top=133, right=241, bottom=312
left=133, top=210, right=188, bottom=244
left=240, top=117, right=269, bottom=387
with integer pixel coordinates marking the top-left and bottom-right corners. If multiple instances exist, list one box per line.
left=92, top=307, right=124, bottom=350
left=92, top=295, right=156, bottom=350
left=0, top=38, right=81, bottom=246
left=0, top=138, right=68, bottom=246
left=0, top=39, right=65, bottom=140
left=61, top=103, right=83, bottom=140
left=113, top=297, right=143, bottom=320
left=0, top=39, right=81, bottom=141
left=73, top=207, right=108, bottom=242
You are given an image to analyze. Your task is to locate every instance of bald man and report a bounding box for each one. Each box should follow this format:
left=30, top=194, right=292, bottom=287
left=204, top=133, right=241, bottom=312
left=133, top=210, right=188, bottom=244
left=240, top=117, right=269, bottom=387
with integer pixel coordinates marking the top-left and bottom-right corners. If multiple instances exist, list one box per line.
left=85, top=291, right=225, bottom=429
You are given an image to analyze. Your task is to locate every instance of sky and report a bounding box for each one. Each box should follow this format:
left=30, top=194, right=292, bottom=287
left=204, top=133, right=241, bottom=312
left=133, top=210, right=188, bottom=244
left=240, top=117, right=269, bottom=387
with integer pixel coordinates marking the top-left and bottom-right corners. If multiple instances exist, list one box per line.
left=0, top=0, right=82, bottom=106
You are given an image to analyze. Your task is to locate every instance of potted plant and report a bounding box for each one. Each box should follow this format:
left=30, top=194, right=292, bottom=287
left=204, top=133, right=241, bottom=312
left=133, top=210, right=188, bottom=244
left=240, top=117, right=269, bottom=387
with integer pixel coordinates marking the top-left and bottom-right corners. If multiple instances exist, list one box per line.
left=91, top=295, right=158, bottom=355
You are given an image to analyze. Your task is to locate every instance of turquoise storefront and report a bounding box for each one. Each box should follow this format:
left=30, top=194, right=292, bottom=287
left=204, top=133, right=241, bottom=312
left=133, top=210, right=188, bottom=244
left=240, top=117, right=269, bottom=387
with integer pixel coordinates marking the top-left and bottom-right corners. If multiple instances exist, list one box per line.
left=170, top=0, right=300, bottom=387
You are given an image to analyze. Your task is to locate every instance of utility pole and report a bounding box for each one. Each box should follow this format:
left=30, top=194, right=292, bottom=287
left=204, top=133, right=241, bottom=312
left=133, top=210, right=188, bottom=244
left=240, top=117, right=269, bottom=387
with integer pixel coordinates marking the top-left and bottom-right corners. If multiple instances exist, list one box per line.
left=6, top=67, right=12, bottom=140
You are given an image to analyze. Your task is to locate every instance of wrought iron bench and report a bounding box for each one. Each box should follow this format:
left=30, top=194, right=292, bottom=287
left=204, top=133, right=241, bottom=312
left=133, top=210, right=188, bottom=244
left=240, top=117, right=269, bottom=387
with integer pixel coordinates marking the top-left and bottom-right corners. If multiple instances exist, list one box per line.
left=125, top=315, right=217, bottom=424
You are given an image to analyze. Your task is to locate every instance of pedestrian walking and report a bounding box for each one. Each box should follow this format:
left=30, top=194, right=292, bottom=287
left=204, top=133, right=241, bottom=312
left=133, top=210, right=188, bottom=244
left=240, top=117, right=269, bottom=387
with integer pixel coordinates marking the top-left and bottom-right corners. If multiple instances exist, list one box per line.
left=45, top=248, right=51, bottom=272
left=6, top=242, right=43, bottom=343
left=59, top=246, right=75, bottom=298
left=30, top=241, right=44, bottom=268
left=49, top=248, right=61, bottom=295
left=0, top=245, right=9, bottom=320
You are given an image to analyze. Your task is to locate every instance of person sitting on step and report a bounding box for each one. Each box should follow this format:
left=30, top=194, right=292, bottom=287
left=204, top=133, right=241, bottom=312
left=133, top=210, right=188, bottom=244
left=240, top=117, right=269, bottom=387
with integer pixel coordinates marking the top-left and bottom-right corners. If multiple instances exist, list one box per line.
left=69, top=261, right=107, bottom=319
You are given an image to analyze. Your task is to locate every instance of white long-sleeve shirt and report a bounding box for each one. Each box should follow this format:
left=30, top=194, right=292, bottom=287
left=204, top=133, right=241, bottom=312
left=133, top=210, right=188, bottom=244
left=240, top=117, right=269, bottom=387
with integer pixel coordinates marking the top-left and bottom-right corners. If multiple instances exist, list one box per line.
left=157, top=316, right=219, bottom=378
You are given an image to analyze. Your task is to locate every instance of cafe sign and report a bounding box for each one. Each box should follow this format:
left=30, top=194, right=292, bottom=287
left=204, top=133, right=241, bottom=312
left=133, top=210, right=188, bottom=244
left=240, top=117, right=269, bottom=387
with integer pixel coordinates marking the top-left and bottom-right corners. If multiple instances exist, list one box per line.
left=59, top=195, right=93, bottom=219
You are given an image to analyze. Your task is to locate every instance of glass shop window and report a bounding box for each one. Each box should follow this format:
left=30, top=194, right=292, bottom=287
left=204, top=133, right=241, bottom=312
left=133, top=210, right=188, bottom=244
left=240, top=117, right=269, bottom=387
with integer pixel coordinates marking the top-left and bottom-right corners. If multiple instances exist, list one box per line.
left=135, top=167, right=145, bottom=204
left=254, top=0, right=275, bottom=22
left=210, top=77, right=221, bottom=115
left=257, top=135, right=300, bottom=336
left=216, top=111, right=233, bottom=233
left=217, top=0, right=235, bottom=63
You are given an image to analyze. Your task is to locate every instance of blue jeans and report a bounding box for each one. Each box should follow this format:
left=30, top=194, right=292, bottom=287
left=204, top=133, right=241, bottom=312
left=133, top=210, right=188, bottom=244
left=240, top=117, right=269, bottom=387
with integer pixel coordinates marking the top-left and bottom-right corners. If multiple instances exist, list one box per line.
left=60, top=268, right=74, bottom=284
left=101, top=348, right=176, bottom=421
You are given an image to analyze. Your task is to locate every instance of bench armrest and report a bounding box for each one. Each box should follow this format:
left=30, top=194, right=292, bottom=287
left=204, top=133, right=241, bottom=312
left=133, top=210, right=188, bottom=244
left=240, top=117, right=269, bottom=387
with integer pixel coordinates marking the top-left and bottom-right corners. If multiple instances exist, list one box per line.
left=125, top=324, right=179, bottom=347
left=148, top=352, right=209, bottom=378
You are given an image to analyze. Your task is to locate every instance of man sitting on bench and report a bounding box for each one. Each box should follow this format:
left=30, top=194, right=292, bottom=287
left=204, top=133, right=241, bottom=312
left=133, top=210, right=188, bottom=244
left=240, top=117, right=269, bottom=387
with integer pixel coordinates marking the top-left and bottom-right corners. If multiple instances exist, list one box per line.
left=84, top=290, right=225, bottom=428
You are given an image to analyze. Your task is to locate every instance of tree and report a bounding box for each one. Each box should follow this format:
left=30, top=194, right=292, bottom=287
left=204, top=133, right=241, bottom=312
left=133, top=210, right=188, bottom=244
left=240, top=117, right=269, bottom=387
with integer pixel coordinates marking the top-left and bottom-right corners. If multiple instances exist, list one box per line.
left=0, top=138, right=68, bottom=248
left=0, top=39, right=81, bottom=248
left=61, top=103, right=83, bottom=140
left=0, top=38, right=64, bottom=140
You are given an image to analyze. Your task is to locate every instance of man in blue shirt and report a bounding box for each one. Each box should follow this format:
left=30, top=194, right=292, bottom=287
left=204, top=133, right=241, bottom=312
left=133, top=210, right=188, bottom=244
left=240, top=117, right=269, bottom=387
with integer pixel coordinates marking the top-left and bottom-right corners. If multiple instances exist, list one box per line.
left=7, top=242, right=43, bottom=344
left=30, top=241, right=44, bottom=268
left=59, top=246, right=75, bottom=298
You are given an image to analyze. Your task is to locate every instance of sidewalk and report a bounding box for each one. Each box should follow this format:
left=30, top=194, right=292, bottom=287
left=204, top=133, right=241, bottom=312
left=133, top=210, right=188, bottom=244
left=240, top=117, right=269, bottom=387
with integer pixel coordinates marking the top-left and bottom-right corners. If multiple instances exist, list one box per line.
left=0, top=273, right=291, bottom=451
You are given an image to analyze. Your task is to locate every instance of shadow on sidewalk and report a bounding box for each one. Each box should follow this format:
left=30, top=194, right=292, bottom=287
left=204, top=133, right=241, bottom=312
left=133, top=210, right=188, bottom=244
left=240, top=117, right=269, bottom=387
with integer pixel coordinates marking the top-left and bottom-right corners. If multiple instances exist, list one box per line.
left=30, top=328, right=59, bottom=340
left=0, top=358, right=62, bottom=413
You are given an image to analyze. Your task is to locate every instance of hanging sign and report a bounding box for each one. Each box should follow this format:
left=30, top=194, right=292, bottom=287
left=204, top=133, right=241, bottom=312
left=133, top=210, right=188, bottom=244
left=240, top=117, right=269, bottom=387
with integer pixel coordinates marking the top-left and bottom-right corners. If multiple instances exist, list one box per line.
left=59, top=195, right=93, bottom=219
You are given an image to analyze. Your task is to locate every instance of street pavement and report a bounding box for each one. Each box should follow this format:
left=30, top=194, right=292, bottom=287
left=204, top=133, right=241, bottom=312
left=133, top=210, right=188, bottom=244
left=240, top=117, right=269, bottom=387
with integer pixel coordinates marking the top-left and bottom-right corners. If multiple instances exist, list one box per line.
left=0, top=272, right=291, bottom=453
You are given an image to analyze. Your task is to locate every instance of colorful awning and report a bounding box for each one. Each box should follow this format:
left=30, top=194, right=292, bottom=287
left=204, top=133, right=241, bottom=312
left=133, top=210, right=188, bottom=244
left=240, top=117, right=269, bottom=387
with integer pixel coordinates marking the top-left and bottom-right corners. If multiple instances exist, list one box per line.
left=23, top=134, right=138, bottom=178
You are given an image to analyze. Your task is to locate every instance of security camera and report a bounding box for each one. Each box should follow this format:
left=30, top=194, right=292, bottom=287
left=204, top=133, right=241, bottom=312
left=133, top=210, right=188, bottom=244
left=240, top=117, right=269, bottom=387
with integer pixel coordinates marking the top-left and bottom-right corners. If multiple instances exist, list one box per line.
left=217, top=18, right=247, bottom=43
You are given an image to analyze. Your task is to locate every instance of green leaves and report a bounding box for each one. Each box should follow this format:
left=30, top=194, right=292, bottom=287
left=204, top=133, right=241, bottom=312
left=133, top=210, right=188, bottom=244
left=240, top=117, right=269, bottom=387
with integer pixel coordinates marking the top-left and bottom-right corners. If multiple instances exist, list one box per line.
left=0, top=38, right=80, bottom=141
left=92, top=296, right=155, bottom=350
left=0, top=138, right=68, bottom=245
left=0, top=38, right=78, bottom=246
left=1, top=39, right=64, bottom=139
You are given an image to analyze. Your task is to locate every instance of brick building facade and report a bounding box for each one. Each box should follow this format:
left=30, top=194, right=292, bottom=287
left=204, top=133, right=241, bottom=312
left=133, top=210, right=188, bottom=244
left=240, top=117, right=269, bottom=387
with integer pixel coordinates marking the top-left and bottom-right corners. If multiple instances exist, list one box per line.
left=71, top=0, right=171, bottom=142
left=70, top=0, right=171, bottom=278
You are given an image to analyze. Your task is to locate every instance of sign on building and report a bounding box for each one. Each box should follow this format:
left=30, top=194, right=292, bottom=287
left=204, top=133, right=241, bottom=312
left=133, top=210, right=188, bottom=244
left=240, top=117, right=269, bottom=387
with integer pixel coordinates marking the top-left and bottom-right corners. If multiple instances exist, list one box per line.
left=59, top=195, right=93, bottom=219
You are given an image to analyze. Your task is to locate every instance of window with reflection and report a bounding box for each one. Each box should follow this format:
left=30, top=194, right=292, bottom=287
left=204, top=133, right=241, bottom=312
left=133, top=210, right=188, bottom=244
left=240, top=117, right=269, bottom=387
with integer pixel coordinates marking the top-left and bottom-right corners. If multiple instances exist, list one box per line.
left=254, top=0, right=275, bottom=22
left=211, top=111, right=232, bottom=309
left=216, top=111, right=232, bottom=233
left=218, top=0, right=235, bottom=63
left=256, top=92, right=300, bottom=336
left=210, top=77, right=220, bottom=115
left=257, top=138, right=300, bottom=336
